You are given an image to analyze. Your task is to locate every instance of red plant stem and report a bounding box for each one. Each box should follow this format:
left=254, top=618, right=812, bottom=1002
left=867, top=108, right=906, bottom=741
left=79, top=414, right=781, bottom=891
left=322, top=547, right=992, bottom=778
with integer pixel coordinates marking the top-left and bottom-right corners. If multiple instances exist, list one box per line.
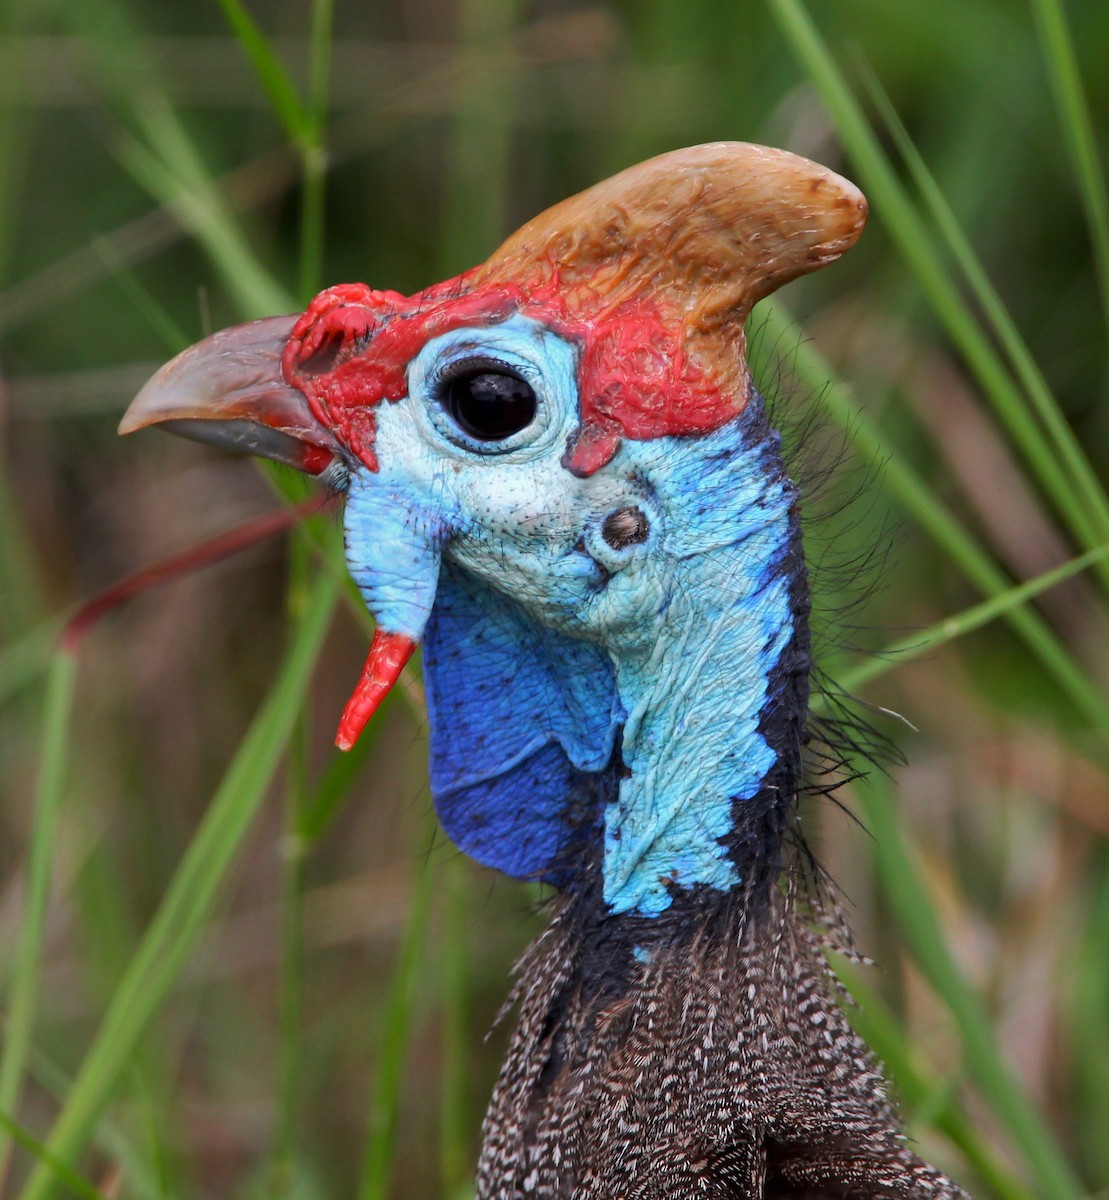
left=61, top=495, right=330, bottom=652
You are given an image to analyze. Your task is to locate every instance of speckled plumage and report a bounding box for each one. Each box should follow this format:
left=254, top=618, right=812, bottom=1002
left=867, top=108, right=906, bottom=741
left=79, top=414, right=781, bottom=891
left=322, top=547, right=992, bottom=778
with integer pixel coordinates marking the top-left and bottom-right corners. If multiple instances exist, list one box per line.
left=476, top=880, right=968, bottom=1199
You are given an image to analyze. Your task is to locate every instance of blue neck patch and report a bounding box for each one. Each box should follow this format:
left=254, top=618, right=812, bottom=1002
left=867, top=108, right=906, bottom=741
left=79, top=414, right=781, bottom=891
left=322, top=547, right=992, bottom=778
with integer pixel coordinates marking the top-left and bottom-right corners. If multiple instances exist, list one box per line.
left=599, top=414, right=799, bottom=915
left=422, top=560, right=621, bottom=885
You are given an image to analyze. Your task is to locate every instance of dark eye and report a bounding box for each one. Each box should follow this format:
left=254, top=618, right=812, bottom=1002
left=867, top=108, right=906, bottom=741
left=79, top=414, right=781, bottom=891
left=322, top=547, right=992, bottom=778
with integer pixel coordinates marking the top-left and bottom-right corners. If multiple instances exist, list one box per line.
left=440, top=363, right=537, bottom=442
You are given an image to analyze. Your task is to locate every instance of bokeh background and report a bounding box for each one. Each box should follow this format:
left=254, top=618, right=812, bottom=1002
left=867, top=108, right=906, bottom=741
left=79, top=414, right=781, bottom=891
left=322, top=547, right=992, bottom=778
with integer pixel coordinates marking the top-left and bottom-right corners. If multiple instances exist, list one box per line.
left=1, top=1, right=1107, bottom=1198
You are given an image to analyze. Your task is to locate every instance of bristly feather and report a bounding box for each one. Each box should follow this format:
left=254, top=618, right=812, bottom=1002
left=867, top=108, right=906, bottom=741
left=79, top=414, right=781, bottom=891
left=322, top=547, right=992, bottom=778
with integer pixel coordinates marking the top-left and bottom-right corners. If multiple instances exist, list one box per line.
left=478, top=876, right=967, bottom=1198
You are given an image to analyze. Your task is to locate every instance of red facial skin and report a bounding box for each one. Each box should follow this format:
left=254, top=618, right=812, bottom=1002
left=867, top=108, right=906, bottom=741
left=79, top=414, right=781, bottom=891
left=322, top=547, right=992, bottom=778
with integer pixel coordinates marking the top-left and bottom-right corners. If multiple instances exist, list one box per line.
left=281, top=277, right=742, bottom=478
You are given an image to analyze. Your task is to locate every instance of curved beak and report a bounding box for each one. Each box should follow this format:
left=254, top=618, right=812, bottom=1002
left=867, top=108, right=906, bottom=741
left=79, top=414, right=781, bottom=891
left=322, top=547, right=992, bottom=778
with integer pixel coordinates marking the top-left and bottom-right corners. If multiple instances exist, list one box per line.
left=120, top=314, right=429, bottom=753
left=120, top=316, right=343, bottom=476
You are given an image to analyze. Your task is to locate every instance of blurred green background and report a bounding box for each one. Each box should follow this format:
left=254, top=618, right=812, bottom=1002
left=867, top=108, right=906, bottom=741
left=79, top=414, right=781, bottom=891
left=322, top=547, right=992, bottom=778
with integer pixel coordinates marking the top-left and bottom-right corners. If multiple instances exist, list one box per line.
left=1, top=1, right=1107, bottom=1198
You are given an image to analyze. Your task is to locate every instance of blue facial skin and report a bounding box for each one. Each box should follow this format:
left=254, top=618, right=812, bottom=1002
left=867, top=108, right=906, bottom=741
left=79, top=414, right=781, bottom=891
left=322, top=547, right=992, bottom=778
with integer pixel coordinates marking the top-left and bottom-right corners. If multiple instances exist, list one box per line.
left=341, top=315, right=802, bottom=919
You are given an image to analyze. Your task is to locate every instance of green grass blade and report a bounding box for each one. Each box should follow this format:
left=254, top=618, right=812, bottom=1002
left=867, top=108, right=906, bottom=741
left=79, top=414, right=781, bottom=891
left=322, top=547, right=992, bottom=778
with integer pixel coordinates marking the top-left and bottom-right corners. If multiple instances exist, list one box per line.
left=305, top=0, right=334, bottom=136
left=271, top=533, right=315, bottom=1197
left=0, top=1112, right=105, bottom=1200
left=837, top=963, right=1035, bottom=1200
left=25, top=1039, right=174, bottom=1200
left=356, top=859, right=434, bottom=1200
left=112, top=121, right=292, bottom=319
left=59, top=0, right=294, bottom=320
left=18, top=571, right=339, bottom=1200
left=837, top=541, right=1109, bottom=694
left=272, top=815, right=307, bottom=1199
left=439, top=859, right=469, bottom=1199
left=0, top=651, right=77, bottom=1185
left=857, top=63, right=1109, bottom=554
left=1029, top=0, right=1109, bottom=332
left=216, top=0, right=335, bottom=303
left=214, top=0, right=310, bottom=144
left=857, top=774, right=1085, bottom=1199
left=765, top=0, right=1108, bottom=559
left=757, top=300, right=1109, bottom=727
left=0, top=621, right=60, bottom=707
left=298, top=0, right=333, bottom=301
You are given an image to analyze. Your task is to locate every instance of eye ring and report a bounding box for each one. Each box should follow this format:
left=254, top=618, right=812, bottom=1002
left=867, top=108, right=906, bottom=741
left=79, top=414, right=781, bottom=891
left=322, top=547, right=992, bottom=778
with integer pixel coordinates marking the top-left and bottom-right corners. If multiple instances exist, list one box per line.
left=435, top=356, right=539, bottom=443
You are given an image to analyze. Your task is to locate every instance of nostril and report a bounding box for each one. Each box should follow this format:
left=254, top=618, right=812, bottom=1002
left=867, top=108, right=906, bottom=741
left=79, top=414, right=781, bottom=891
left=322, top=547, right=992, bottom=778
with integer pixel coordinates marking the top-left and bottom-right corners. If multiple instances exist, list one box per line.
left=291, top=304, right=379, bottom=380
left=297, top=329, right=348, bottom=378
left=601, top=506, right=650, bottom=551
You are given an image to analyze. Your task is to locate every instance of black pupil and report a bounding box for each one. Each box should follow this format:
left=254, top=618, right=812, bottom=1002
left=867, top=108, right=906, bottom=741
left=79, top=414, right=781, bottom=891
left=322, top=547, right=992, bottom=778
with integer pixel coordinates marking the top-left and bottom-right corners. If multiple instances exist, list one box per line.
left=442, top=369, right=537, bottom=441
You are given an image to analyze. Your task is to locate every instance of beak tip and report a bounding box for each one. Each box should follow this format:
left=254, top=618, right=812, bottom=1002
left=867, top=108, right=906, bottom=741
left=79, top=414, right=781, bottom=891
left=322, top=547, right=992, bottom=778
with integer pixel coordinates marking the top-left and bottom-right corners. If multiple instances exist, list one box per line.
left=116, top=316, right=341, bottom=473
left=119, top=377, right=166, bottom=435
left=117, top=407, right=147, bottom=437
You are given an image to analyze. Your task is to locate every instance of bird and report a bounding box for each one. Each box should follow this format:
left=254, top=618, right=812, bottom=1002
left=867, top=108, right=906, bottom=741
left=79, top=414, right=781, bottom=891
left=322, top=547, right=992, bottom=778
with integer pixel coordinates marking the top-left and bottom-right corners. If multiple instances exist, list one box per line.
left=121, top=142, right=970, bottom=1199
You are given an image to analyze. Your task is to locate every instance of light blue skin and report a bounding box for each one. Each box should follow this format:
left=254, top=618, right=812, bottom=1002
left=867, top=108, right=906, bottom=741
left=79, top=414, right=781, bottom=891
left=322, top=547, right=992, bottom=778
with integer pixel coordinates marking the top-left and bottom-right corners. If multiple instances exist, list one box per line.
left=342, top=314, right=798, bottom=918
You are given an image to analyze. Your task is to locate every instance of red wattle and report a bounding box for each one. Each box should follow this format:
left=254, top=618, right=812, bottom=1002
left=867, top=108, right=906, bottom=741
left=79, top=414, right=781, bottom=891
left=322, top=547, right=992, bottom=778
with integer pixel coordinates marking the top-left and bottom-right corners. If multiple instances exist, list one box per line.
left=335, top=629, right=417, bottom=751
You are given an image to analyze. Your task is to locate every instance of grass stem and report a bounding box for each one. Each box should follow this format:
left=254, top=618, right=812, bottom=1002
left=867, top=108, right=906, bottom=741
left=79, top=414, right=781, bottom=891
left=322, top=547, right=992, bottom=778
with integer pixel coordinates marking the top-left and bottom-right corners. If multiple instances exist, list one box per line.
left=0, top=652, right=77, bottom=1190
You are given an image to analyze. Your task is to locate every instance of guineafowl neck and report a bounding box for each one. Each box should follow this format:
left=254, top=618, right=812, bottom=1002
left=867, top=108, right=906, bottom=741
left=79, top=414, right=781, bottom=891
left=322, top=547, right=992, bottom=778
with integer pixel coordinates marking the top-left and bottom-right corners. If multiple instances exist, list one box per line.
left=595, top=402, right=811, bottom=923
left=476, top=880, right=969, bottom=1200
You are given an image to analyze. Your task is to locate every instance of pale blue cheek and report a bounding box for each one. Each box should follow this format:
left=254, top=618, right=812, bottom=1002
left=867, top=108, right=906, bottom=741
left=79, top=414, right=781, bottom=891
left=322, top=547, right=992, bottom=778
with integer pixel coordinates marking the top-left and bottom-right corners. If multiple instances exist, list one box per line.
left=343, top=468, right=451, bottom=640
